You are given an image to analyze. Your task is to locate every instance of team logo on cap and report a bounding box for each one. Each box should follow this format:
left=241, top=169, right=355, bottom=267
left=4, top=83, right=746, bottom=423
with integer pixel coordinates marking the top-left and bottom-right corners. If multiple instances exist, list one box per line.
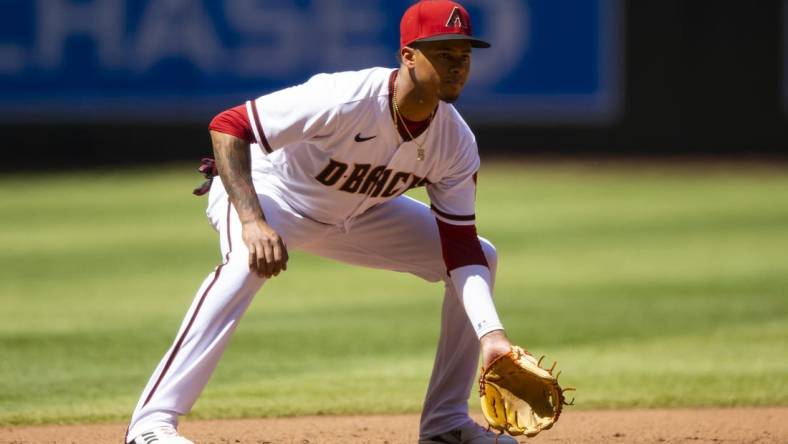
left=445, top=6, right=466, bottom=29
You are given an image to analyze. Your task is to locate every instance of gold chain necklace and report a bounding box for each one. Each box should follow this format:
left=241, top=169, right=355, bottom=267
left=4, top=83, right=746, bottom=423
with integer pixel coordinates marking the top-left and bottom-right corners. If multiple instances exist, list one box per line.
left=392, top=77, right=434, bottom=161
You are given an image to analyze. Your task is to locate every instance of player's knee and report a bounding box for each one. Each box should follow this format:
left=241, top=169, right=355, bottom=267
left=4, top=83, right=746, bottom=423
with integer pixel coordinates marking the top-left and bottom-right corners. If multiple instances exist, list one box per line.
left=479, top=237, right=498, bottom=278
left=224, top=248, right=264, bottom=279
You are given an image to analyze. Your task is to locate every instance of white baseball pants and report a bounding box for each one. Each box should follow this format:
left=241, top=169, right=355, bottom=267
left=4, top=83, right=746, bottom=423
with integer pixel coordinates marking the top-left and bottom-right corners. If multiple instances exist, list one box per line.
left=126, top=181, right=498, bottom=442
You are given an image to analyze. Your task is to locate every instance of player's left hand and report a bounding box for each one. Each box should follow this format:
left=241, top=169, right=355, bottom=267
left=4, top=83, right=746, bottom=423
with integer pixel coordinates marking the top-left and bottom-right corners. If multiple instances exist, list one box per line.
left=480, top=329, right=512, bottom=368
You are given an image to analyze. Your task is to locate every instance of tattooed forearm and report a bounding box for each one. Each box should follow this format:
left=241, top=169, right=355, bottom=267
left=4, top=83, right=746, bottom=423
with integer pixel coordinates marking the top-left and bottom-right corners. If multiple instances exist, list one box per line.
left=210, top=130, right=265, bottom=223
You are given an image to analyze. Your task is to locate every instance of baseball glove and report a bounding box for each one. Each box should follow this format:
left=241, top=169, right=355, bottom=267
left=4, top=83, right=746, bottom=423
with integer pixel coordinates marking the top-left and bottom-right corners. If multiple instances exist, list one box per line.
left=479, top=346, right=574, bottom=438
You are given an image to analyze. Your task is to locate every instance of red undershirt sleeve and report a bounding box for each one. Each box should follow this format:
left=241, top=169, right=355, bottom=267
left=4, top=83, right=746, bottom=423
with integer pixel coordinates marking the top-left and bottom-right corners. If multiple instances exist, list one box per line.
left=436, top=219, right=489, bottom=273
left=208, top=104, right=254, bottom=143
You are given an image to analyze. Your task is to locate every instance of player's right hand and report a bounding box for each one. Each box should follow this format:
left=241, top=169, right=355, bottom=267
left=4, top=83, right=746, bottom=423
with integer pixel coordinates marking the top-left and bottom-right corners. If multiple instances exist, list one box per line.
left=241, top=220, right=289, bottom=278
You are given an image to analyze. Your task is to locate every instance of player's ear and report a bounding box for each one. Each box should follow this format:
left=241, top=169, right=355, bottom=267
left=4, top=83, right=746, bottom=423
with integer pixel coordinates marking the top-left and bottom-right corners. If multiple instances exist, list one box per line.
left=400, top=46, right=418, bottom=69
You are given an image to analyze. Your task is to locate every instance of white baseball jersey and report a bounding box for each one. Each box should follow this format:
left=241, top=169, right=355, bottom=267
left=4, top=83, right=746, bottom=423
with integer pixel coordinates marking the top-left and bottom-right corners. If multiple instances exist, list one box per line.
left=240, top=67, right=479, bottom=230
left=126, top=0, right=511, bottom=439
left=127, top=67, right=506, bottom=444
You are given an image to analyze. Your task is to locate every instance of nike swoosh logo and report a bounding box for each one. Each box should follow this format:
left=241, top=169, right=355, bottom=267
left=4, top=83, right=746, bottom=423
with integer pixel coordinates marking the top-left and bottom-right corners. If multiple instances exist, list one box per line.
left=354, top=133, right=377, bottom=142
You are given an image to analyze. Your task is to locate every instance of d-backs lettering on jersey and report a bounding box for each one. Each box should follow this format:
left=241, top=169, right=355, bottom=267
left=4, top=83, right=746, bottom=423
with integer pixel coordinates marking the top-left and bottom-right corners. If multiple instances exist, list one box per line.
left=244, top=67, right=480, bottom=227
left=315, top=159, right=432, bottom=198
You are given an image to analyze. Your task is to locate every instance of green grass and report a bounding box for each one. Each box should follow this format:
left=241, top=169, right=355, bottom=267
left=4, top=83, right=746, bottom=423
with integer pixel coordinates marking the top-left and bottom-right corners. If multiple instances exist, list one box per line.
left=0, top=161, right=786, bottom=425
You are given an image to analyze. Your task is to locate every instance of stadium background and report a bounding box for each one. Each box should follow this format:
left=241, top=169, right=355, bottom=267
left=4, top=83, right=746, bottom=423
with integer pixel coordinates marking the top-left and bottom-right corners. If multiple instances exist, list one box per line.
left=1, top=0, right=786, bottom=169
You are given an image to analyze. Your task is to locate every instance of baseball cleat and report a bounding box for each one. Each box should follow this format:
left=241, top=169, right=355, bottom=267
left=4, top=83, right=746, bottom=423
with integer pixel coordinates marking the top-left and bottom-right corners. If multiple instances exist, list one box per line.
left=419, top=421, right=518, bottom=444
left=131, top=426, right=195, bottom=444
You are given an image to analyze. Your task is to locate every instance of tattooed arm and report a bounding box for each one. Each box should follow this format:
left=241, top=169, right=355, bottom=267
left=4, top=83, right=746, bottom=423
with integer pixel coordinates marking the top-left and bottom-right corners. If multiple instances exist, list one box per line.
left=210, top=130, right=288, bottom=278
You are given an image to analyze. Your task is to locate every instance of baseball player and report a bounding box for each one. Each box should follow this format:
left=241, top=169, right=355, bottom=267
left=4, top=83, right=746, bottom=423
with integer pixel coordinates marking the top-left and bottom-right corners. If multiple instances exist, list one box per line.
left=126, top=1, right=517, bottom=443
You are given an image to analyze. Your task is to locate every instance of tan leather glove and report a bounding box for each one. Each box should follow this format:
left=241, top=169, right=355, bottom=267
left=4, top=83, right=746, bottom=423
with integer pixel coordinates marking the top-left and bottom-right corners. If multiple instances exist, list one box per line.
left=479, top=346, right=574, bottom=437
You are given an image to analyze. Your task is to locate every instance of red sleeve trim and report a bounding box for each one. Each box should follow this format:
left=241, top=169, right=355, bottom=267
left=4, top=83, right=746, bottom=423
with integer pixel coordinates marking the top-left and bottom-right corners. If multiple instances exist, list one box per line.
left=436, top=219, right=488, bottom=272
left=208, top=105, right=253, bottom=142
left=249, top=100, right=273, bottom=154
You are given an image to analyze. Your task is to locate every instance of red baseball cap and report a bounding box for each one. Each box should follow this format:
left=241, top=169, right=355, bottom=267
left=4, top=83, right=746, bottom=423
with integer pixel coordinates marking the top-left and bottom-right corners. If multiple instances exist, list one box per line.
left=400, top=0, right=491, bottom=49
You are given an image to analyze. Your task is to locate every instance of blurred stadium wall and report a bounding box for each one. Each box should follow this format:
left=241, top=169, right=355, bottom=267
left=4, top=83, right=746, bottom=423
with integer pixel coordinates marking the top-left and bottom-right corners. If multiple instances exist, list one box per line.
left=1, top=0, right=786, bottom=170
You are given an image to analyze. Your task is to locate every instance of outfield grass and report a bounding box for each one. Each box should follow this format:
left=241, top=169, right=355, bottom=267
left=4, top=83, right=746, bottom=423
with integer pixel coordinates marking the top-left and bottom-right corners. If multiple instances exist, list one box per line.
left=0, top=162, right=786, bottom=425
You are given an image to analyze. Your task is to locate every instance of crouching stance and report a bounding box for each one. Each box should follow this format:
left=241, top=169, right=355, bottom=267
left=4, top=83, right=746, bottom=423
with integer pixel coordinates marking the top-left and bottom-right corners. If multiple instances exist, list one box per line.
left=126, top=2, right=517, bottom=443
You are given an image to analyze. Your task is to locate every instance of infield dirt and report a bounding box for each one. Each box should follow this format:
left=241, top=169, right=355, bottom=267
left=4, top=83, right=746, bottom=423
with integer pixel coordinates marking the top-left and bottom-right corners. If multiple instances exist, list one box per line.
left=2, top=408, right=787, bottom=444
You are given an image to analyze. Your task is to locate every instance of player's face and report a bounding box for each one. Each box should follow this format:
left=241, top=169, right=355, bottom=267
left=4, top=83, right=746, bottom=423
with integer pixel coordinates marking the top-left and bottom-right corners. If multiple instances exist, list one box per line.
left=410, top=40, right=472, bottom=103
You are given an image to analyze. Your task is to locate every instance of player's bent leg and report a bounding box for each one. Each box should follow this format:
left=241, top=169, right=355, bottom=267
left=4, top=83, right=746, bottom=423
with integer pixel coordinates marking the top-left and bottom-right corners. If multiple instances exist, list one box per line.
left=126, top=190, right=322, bottom=443
left=126, top=201, right=267, bottom=442
left=419, top=238, right=499, bottom=440
left=300, top=196, right=447, bottom=282
left=299, top=196, right=502, bottom=440
left=418, top=279, right=480, bottom=438
left=127, top=255, right=264, bottom=441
